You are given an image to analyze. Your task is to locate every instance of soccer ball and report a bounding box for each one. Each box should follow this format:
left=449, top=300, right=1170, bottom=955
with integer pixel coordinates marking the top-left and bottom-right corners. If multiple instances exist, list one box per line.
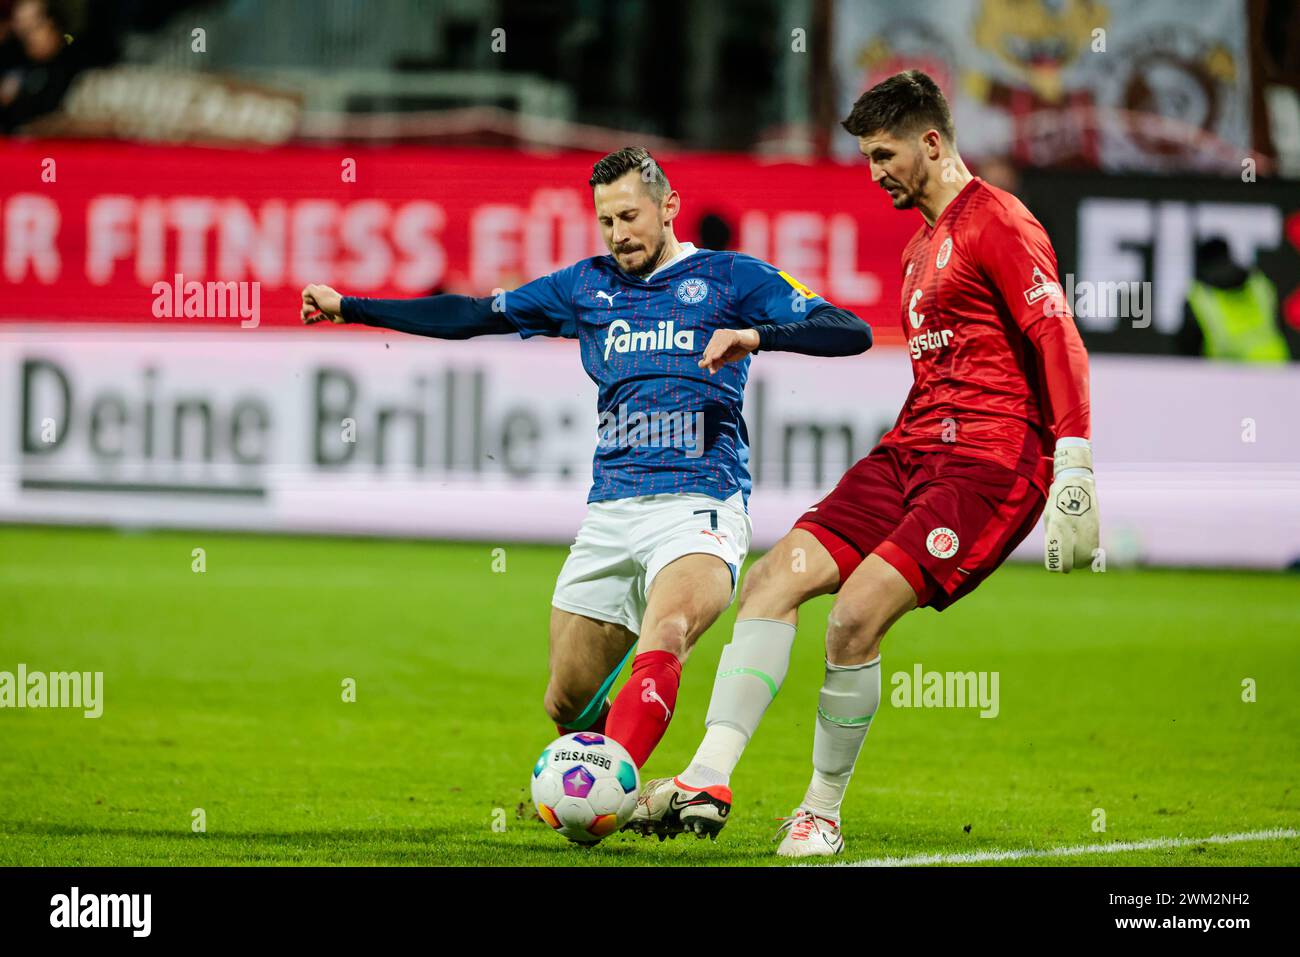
left=531, top=732, right=640, bottom=845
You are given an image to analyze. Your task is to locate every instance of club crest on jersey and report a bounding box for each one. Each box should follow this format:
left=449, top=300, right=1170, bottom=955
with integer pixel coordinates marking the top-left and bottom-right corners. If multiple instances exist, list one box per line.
left=603, top=318, right=695, bottom=360
left=926, top=527, right=959, bottom=559
left=935, top=237, right=953, bottom=269
left=676, top=278, right=709, bottom=304
left=1023, top=265, right=1062, bottom=305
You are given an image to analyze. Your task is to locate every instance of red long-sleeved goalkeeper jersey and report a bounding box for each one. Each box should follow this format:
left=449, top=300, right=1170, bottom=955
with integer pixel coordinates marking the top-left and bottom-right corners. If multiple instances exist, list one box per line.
left=880, top=176, right=1091, bottom=492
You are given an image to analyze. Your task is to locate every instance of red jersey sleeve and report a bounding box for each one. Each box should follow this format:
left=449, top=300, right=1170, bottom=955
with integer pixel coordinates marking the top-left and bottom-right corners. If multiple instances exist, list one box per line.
left=974, top=205, right=1092, bottom=441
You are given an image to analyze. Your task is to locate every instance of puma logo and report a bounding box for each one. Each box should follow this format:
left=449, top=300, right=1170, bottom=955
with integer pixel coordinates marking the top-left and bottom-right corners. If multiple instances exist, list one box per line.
left=595, top=290, right=621, bottom=306
left=641, top=678, right=671, bottom=721
left=699, top=529, right=726, bottom=545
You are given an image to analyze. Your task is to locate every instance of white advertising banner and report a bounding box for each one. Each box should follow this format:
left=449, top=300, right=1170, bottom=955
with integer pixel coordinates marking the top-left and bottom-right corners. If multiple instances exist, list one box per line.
left=1, top=326, right=1297, bottom=569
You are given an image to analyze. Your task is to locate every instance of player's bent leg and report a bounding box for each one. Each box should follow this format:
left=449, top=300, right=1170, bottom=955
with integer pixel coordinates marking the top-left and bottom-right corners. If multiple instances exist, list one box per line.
left=696, top=530, right=840, bottom=756
left=778, top=554, right=918, bottom=858
left=824, top=553, right=917, bottom=665
left=606, top=552, right=733, bottom=767
left=640, top=550, right=735, bottom=658
left=734, top=526, right=842, bottom=622
left=544, top=607, right=638, bottom=734
left=704, top=530, right=841, bottom=756
left=631, top=530, right=843, bottom=840
left=609, top=552, right=736, bottom=839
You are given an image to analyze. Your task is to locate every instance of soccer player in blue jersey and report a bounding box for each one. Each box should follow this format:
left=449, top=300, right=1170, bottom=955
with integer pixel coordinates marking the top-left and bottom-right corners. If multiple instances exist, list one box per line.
left=301, top=147, right=871, bottom=778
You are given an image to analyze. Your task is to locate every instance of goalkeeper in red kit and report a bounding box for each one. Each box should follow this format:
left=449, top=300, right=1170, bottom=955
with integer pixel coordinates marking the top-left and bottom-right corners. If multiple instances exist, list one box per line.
left=625, top=70, right=1098, bottom=855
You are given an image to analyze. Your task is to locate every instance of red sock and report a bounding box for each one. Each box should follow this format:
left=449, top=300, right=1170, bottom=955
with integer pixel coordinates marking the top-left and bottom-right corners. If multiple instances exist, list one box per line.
left=555, top=701, right=610, bottom=738
left=605, top=650, right=682, bottom=767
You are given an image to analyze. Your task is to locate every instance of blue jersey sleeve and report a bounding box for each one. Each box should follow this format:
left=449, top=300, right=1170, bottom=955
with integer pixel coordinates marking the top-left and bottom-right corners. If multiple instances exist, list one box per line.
left=731, top=253, right=830, bottom=326
left=501, top=264, right=580, bottom=339
left=730, top=253, right=870, bottom=356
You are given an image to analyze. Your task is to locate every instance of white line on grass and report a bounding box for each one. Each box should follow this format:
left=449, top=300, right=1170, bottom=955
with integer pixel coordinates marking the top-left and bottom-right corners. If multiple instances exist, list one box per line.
left=832, top=828, right=1298, bottom=867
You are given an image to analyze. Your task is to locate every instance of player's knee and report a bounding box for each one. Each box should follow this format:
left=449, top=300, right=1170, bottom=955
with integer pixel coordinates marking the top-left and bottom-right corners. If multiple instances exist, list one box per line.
left=824, top=597, right=887, bottom=664
left=737, top=552, right=771, bottom=605
left=543, top=682, right=584, bottom=726
left=639, top=613, right=691, bottom=660
left=738, top=549, right=798, bottom=615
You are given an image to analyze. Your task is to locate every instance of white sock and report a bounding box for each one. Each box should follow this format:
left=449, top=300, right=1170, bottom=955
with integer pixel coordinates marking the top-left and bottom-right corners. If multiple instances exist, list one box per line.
left=801, top=656, right=881, bottom=821
left=680, top=728, right=748, bottom=788
left=678, top=618, right=796, bottom=788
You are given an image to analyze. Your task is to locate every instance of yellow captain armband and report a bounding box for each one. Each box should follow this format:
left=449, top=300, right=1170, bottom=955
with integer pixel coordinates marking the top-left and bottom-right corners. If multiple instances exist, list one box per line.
left=777, top=270, right=820, bottom=300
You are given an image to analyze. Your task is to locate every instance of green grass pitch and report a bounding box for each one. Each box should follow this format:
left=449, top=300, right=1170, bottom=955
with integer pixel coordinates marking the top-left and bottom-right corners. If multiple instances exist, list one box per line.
left=1, top=525, right=1297, bottom=866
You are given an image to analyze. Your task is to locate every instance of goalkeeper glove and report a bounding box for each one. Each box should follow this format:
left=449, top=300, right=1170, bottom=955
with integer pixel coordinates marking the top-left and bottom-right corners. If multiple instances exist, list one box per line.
left=1045, top=438, right=1099, bottom=573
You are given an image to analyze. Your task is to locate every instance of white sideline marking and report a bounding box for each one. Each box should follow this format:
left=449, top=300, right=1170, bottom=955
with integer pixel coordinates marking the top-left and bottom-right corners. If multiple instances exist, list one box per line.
left=833, top=828, right=1299, bottom=867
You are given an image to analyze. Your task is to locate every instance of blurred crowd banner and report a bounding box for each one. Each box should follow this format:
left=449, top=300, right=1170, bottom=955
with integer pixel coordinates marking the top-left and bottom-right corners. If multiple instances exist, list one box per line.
left=833, top=0, right=1253, bottom=172
left=0, top=141, right=917, bottom=338
left=2, top=330, right=1297, bottom=569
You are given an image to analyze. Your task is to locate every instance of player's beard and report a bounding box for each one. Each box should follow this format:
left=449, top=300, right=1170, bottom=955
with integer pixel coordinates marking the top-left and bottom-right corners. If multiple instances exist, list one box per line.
left=885, top=155, right=928, bottom=210
left=616, top=231, right=667, bottom=278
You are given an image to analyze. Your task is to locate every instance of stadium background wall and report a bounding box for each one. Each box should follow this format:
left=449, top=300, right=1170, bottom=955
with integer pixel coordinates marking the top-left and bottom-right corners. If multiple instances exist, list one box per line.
left=2, top=331, right=1296, bottom=569
left=2, top=142, right=1297, bottom=569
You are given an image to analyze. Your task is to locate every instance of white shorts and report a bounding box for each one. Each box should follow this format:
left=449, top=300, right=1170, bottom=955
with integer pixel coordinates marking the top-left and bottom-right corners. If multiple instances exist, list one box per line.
left=552, top=491, right=752, bottom=635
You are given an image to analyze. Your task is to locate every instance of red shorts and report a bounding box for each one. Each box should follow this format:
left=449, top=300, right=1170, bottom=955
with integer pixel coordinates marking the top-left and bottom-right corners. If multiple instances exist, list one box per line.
left=794, top=444, right=1046, bottom=610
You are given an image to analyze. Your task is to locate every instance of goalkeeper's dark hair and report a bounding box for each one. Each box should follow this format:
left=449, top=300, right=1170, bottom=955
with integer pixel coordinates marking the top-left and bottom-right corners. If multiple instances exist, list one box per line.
left=841, top=70, right=956, bottom=145
left=589, top=147, right=670, bottom=204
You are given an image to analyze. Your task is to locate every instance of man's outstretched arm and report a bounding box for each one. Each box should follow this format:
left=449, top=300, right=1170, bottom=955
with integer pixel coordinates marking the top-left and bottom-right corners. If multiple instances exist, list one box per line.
left=697, top=254, right=872, bottom=373
left=752, top=304, right=873, bottom=356
left=698, top=304, right=872, bottom=373
left=301, top=284, right=515, bottom=339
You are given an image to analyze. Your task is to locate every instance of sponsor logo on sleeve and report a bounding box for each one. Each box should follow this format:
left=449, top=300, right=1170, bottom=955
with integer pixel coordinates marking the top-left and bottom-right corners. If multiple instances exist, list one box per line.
left=1023, top=265, right=1062, bottom=305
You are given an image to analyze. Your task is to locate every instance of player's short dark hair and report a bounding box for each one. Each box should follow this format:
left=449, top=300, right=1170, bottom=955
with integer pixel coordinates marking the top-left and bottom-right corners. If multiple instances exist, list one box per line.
left=841, top=70, right=956, bottom=145
left=589, top=147, right=670, bottom=204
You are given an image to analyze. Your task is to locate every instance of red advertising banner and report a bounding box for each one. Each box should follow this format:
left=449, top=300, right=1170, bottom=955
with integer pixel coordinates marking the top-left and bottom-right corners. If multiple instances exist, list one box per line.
left=0, top=142, right=918, bottom=342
